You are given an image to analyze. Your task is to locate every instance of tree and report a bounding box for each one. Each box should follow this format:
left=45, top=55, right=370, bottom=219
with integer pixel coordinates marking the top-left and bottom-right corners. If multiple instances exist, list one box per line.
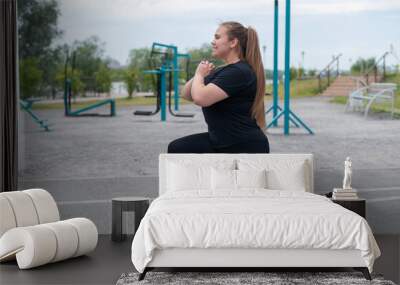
left=308, top=69, right=317, bottom=77
left=264, top=69, right=273, bottom=79
left=297, top=67, right=305, bottom=79
left=19, top=58, right=43, bottom=99
left=186, top=44, right=224, bottom=78
left=127, top=47, right=155, bottom=92
left=298, top=67, right=305, bottom=79
left=289, top=67, right=298, bottom=81
left=95, top=64, right=112, bottom=95
left=55, top=67, right=85, bottom=98
left=123, top=67, right=139, bottom=99
left=18, top=0, right=64, bottom=98
left=17, top=0, right=62, bottom=58
left=351, top=58, right=376, bottom=74
left=38, top=46, right=64, bottom=99
left=128, top=48, right=152, bottom=69
left=70, top=36, right=105, bottom=93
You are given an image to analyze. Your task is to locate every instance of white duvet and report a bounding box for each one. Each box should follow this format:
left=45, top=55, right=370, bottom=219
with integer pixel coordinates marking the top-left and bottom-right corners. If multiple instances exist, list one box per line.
left=131, top=190, right=380, bottom=273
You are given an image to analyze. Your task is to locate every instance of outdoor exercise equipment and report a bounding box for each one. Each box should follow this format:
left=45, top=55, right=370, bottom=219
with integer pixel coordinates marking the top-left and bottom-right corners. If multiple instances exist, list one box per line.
left=63, top=50, right=116, bottom=117
left=265, top=0, right=313, bottom=135
left=133, top=42, right=194, bottom=121
left=19, top=99, right=51, bottom=131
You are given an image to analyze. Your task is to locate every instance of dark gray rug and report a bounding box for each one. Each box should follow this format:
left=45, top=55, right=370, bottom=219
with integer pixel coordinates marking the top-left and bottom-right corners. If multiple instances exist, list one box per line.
left=116, top=271, right=396, bottom=285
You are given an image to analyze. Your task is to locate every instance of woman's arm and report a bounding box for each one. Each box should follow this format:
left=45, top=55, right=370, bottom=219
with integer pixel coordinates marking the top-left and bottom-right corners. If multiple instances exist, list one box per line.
left=182, top=78, right=194, bottom=101
left=191, top=74, right=228, bottom=107
left=190, top=61, right=228, bottom=107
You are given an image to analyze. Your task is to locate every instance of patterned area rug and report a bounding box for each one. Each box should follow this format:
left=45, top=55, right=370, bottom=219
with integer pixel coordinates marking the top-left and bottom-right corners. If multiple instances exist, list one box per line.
left=116, top=271, right=396, bottom=285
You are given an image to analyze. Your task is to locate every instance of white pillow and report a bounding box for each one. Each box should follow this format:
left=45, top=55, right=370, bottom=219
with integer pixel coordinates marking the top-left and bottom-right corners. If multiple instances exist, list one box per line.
left=211, top=168, right=268, bottom=191
left=166, top=159, right=235, bottom=192
left=238, top=159, right=308, bottom=192
left=168, top=162, right=210, bottom=191
left=236, top=169, right=267, bottom=189
left=211, top=168, right=236, bottom=190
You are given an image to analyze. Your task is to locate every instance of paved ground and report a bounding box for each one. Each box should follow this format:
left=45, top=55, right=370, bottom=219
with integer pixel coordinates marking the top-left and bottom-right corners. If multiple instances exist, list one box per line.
left=21, top=96, right=400, bottom=179
left=18, top=96, right=400, bottom=234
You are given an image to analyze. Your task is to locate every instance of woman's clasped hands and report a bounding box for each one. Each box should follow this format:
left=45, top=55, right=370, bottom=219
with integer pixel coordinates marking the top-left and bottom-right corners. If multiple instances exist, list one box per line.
left=195, top=60, right=215, bottom=77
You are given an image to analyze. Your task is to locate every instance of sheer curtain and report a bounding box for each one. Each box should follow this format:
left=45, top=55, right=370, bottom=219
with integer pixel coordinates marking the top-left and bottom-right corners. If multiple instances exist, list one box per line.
left=0, top=0, right=18, bottom=192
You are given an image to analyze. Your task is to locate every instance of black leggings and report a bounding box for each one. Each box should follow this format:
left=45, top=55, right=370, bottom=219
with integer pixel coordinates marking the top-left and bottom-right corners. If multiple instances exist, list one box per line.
left=167, top=132, right=269, bottom=153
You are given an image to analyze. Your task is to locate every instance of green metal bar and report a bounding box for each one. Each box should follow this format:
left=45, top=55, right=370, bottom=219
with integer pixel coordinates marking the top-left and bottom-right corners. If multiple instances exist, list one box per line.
left=172, top=46, right=179, bottom=111
left=110, top=100, right=116, bottom=116
left=284, top=0, right=291, bottom=135
left=19, top=100, right=51, bottom=131
left=176, top=53, right=191, bottom=111
left=282, top=0, right=313, bottom=135
left=267, top=105, right=300, bottom=127
left=160, top=68, right=166, bottom=121
left=152, top=42, right=179, bottom=111
left=289, top=110, right=314, bottom=134
left=152, top=42, right=175, bottom=50
left=266, top=103, right=284, bottom=114
left=267, top=110, right=285, bottom=128
left=68, top=99, right=115, bottom=116
left=272, top=0, right=279, bottom=127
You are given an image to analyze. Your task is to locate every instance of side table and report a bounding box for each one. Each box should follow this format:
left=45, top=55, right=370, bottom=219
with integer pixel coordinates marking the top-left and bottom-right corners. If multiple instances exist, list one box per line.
left=331, top=198, right=366, bottom=218
left=112, top=197, right=150, bottom=242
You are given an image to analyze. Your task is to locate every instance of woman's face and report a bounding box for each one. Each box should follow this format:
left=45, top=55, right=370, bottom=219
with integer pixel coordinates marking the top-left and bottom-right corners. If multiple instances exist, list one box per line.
left=211, top=25, right=237, bottom=59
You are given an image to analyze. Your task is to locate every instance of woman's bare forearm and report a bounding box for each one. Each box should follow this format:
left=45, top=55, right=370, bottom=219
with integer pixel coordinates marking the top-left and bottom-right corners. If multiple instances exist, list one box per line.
left=182, top=78, right=194, bottom=101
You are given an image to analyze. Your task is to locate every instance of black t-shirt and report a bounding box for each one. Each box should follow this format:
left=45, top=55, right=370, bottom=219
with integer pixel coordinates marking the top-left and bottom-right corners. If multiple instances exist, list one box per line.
left=203, top=61, right=267, bottom=148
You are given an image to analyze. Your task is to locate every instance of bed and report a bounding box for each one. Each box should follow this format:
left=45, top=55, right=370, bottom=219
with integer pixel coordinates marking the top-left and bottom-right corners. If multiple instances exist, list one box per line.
left=131, top=154, right=381, bottom=280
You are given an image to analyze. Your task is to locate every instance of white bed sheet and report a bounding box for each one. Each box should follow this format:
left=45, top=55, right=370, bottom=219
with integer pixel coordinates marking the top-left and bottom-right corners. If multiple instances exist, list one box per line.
left=131, top=190, right=380, bottom=273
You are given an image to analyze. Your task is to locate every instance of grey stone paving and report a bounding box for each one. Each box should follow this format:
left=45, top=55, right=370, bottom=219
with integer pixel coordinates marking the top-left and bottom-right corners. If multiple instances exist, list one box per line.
left=18, top=96, right=400, bottom=234
left=21, top=96, right=400, bottom=179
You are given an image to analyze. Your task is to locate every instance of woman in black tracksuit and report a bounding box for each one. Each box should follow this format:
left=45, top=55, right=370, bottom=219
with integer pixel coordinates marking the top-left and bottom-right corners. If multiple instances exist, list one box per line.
left=168, top=21, right=269, bottom=154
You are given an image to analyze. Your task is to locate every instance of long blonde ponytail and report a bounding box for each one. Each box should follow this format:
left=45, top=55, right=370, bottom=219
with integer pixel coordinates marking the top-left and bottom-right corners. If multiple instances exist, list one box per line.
left=246, top=27, right=266, bottom=129
left=221, top=22, right=266, bottom=130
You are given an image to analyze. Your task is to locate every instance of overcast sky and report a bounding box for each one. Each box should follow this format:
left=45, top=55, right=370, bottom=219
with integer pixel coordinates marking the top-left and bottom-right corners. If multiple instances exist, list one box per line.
left=57, top=0, right=400, bottom=70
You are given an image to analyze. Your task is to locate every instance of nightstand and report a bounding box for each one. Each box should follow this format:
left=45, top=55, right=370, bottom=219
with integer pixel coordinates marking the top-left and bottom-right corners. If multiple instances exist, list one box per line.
left=111, top=197, right=150, bottom=242
left=331, top=198, right=366, bottom=218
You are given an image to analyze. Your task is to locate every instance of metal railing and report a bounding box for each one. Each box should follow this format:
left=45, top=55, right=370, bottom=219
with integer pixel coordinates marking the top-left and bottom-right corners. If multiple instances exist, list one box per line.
left=363, top=51, right=389, bottom=85
left=317, top=54, right=342, bottom=92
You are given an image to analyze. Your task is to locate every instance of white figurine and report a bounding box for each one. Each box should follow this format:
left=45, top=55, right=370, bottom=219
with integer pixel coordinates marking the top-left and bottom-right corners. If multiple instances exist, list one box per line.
left=342, top=157, right=352, bottom=190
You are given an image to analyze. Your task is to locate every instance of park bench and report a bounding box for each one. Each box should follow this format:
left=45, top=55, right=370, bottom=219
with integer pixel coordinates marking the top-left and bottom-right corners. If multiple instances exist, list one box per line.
left=345, top=82, right=397, bottom=118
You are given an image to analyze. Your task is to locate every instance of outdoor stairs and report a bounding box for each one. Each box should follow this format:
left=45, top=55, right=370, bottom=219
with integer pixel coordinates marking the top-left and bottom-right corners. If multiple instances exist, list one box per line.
left=321, top=75, right=382, bottom=97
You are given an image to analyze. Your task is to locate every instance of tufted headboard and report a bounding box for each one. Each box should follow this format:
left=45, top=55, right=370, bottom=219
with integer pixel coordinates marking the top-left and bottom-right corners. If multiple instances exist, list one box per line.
left=159, top=153, right=314, bottom=196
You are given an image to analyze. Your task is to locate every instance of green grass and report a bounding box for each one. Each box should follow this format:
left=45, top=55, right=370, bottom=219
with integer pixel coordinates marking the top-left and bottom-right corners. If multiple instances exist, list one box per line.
left=330, top=73, right=400, bottom=117
left=32, top=96, right=191, bottom=110
left=32, top=78, right=321, bottom=110
left=265, top=78, right=320, bottom=99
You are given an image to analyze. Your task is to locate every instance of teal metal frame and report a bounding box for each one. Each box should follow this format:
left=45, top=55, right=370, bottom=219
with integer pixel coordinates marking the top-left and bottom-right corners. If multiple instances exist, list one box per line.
left=151, top=43, right=190, bottom=112
left=176, top=52, right=191, bottom=110
left=266, top=0, right=314, bottom=135
left=146, top=43, right=190, bottom=121
left=64, top=80, right=116, bottom=117
left=19, top=99, right=51, bottom=131
left=265, top=0, right=280, bottom=127
left=143, top=67, right=173, bottom=121
left=266, top=0, right=300, bottom=129
left=63, top=51, right=116, bottom=117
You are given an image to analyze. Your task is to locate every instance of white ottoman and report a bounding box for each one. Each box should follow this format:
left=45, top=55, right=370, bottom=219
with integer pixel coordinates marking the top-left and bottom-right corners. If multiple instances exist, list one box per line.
left=0, top=189, right=98, bottom=269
